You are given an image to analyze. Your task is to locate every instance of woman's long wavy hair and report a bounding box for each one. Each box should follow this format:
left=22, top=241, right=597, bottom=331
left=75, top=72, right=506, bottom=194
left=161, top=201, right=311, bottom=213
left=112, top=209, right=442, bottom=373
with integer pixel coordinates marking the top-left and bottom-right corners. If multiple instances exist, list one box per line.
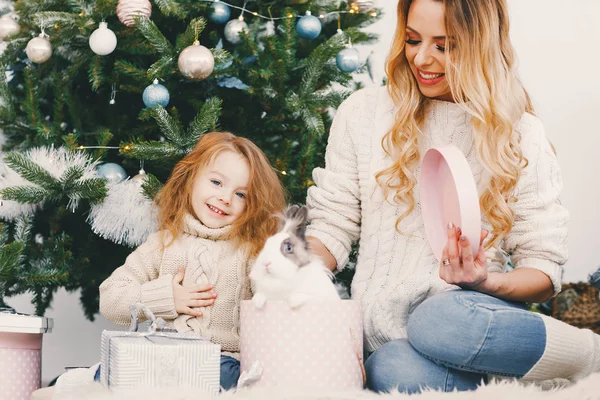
left=378, top=0, right=534, bottom=249
left=155, top=131, right=287, bottom=257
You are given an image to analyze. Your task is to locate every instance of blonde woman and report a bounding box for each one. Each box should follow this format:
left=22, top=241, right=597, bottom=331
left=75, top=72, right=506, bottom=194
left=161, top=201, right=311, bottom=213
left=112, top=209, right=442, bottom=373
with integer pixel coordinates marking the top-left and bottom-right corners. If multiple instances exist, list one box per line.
left=306, top=0, right=599, bottom=393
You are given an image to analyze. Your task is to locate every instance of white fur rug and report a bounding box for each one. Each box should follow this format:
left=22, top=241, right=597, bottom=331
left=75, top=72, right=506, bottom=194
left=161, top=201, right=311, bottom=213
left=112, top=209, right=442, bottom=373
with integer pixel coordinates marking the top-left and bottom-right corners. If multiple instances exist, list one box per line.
left=38, top=372, right=600, bottom=400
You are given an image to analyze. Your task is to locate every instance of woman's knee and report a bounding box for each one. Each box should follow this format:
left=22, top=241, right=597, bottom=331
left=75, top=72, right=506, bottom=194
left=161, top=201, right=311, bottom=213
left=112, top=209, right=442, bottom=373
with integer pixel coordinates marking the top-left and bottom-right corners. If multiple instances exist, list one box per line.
left=365, top=339, right=442, bottom=394
left=406, top=290, right=520, bottom=367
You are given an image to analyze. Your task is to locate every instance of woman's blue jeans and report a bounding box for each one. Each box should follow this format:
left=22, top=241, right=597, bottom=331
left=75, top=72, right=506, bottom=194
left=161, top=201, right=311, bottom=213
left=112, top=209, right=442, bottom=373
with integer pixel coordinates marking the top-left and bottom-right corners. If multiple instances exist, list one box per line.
left=364, top=290, right=547, bottom=393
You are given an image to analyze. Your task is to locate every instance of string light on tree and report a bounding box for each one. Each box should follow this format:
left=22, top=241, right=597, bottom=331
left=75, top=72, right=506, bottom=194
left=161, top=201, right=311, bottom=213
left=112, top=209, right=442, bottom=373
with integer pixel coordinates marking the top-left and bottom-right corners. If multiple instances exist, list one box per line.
left=25, top=33, right=52, bottom=64
left=224, top=16, right=248, bottom=44
left=350, top=0, right=376, bottom=12
left=116, top=0, right=152, bottom=27
left=296, top=11, right=321, bottom=40
left=0, top=14, right=20, bottom=40
left=178, top=40, right=215, bottom=80
left=142, top=79, right=170, bottom=108
left=89, top=22, right=117, bottom=56
left=209, top=1, right=231, bottom=24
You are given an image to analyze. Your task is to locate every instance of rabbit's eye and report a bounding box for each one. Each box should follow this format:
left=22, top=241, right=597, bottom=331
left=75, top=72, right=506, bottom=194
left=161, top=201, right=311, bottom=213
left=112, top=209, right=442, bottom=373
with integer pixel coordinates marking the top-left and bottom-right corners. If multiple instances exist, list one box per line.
left=282, top=241, right=293, bottom=254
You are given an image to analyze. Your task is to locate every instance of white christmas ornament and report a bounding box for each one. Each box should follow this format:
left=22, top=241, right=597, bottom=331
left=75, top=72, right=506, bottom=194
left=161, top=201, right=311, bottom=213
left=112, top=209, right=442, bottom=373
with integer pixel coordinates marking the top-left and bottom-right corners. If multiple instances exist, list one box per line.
left=224, top=18, right=248, bottom=45
left=116, top=0, right=152, bottom=27
left=26, top=34, right=52, bottom=64
left=87, top=177, right=158, bottom=247
left=0, top=15, right=20, bottom=40
left=178, top=40, right=215, bottom=80
left=89, top=22, right=117, bottom=56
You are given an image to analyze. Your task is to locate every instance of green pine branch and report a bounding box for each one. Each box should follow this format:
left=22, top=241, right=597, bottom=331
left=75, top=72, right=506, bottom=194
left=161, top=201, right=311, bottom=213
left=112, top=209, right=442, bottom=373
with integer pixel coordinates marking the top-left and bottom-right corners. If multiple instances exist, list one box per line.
left=121, top=140, right=187, bottom=161
left=5, top=152, right=60, bottom=191
left=176, top=18, right=207, bottom=51
left=141, top=173, right=163, bottom=200
left=153, top=0, right=186, bottom=20
left=134, top=16, right=175, bottom=57
left=187, top=97, right=222, bottom=146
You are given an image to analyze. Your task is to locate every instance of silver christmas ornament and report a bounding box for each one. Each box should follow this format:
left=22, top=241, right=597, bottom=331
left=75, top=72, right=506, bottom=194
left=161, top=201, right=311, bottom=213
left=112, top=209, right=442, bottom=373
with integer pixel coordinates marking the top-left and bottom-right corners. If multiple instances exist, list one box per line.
left=142, top=79, right=170, bottom=108
left=209, top=2, right=231, bottom=24
left=97, top=162, right=127, bottom=184
left=178, top=41, right=215, bottom=80
left=131, top=169, right=147, bottom=183
left=224, top=18, right=248, bottom=45
left=0, top=15, right=20, bottom=40
left=89, top=22, right=117, bottom=55
left=116, top=0, right=152, bottom=27
left=296, top=11, right=321, bottom=40
left=336, top=47, right=361, bottom=73
left=25, top=35, right=52, bottom=64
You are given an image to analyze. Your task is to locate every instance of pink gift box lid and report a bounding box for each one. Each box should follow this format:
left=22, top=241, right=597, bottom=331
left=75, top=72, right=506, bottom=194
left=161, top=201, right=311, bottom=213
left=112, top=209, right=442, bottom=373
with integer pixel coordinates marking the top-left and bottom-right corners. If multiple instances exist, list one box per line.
left=420, top=145, right=481, bottom=262
left=0, top=313, right=53, bottom=334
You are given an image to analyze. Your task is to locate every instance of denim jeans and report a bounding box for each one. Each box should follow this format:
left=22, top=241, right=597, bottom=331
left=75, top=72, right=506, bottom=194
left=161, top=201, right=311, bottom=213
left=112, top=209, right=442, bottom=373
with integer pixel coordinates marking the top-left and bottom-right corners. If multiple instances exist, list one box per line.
left=220, top=356, right=240, bottom=391
left=93, top=355, right=240, bottom=391
left=365, top=290, right=547, bottom=393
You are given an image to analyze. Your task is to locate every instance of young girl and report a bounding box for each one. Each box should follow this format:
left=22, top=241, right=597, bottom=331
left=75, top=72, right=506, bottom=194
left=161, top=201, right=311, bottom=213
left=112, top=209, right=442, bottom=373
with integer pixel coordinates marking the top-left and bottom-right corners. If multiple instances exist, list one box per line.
left=99, top=131, right=287, bottom=390
left=306, top=0, right=599, bottom=393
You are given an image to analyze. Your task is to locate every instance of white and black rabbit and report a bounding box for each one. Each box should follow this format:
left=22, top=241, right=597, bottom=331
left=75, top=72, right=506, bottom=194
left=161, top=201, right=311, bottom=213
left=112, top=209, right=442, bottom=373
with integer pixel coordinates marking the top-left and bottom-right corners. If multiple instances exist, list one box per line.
left=250, top=205, right=340, bottom=309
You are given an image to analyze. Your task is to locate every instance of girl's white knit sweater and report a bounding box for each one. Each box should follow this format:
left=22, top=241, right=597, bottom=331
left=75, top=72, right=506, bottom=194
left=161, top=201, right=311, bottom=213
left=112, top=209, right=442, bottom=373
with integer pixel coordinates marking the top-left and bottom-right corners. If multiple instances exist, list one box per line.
left=99, top=214, right=252, bottom=359
left=306, top=86, right=569, bottom=353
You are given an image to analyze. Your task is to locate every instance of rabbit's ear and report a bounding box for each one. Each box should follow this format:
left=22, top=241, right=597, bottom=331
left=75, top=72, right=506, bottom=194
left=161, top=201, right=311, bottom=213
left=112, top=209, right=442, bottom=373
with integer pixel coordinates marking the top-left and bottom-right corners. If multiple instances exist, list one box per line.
left=285, top=205, right=300, bottom=220
left=282, top=205, right=308, bottom=240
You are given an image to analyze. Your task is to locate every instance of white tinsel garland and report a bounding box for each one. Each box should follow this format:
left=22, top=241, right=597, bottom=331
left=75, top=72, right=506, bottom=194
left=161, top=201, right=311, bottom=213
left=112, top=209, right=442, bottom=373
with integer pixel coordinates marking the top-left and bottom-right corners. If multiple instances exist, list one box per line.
left=27, top=146, right=99, bottom=180
left=0, top=160, right=39, bottom=221
left=0, top=146, right=99, bottom=220
left=87, top=178, right=158, bottom=247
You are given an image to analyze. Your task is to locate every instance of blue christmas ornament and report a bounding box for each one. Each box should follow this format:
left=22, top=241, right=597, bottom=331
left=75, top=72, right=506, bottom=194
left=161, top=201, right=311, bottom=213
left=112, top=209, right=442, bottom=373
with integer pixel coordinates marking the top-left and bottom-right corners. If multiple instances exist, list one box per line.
left=142, top=79, right=170, bottom=108
left=336, top=47, right=361, bottom=73
left=209, top=2, right=231, bottom=24
left=296, top=11, right=321, bottom=40
left=97, top=162, right=127, bottom=184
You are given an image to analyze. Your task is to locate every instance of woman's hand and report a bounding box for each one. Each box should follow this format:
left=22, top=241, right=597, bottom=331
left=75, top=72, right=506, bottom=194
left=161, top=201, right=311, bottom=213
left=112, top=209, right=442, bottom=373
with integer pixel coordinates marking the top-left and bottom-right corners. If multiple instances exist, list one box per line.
left=172, top=267, right=217, bottom=317
left=439, top=224, right=490, bottom=290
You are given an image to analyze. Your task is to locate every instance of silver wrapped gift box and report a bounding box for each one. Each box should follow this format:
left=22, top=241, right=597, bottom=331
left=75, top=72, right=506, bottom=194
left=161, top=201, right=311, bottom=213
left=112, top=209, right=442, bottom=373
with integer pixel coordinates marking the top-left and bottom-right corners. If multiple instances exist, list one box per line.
left=100, top=304, right=220, bottom=393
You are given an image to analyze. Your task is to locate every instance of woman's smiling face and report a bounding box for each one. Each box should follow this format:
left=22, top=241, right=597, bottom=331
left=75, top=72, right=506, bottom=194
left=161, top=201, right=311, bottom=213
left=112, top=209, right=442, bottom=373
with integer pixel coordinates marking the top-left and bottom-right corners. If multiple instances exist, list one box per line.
left=404, top=0, right=453, bottom=102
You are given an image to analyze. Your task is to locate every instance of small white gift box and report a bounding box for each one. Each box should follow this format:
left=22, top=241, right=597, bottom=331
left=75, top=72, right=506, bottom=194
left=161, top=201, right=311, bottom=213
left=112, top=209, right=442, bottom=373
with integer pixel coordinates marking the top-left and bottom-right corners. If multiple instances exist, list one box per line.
left=240, top=300, right=365, bottom=390
left=0, top=310, right=53, bottom=400
left=100, top=304, right=221, bottom=393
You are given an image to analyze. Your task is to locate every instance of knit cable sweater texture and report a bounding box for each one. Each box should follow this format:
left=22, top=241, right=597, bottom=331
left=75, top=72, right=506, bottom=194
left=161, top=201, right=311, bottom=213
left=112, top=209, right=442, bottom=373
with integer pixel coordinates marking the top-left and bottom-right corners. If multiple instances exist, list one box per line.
left=99, top=214, right=252, bottom=359
left=306, top=86, right=569, bottom=353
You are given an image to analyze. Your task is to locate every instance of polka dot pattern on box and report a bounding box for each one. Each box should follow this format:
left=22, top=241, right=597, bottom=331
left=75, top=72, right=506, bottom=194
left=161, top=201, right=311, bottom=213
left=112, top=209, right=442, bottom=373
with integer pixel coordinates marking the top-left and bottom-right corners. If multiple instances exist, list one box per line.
left=0, top=348, right=41, bottom=400
left=240, top=300, right=363, bottom=389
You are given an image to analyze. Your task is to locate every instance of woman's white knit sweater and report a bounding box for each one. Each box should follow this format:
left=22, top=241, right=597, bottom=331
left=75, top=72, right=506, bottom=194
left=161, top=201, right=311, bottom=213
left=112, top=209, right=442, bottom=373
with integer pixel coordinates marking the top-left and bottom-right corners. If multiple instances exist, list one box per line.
left=99, top=214, right=252, bottom=359
left=306, top=86, right=569, bottom=354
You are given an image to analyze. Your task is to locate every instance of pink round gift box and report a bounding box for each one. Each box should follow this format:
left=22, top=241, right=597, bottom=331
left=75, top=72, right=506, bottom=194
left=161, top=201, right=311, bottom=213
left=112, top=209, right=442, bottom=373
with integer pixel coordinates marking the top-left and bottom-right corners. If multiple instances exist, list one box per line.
left=420, top=145, right=481, bottom=261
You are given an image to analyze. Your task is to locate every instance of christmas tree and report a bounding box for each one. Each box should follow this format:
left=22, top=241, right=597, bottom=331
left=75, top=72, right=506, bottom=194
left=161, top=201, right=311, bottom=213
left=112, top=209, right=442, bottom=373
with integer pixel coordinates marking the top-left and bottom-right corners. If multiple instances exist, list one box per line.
left=0, top=0, right=379, bottom=318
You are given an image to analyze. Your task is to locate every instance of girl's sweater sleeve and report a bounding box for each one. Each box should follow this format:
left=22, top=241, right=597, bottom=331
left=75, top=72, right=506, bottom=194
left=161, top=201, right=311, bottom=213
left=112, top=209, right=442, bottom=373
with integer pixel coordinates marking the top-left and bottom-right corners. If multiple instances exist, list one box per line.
left=99, top=232, right=178, bottom=325
left=305, top=94, right=362, bottom=271
left=504, top=115, right=569, bottom=296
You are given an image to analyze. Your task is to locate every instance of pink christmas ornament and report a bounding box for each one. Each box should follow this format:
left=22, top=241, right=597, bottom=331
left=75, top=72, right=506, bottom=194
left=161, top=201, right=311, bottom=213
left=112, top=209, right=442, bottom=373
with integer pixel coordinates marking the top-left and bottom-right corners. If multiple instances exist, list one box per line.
left=116, top=0, right=152, bottom=27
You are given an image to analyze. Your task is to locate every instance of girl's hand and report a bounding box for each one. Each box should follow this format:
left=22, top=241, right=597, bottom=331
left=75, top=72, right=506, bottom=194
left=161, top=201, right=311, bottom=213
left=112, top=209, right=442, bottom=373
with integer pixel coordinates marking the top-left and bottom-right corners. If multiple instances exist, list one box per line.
left=439, top=224, right=489, bottom=290
left=172, top=267, right=217, bottom=317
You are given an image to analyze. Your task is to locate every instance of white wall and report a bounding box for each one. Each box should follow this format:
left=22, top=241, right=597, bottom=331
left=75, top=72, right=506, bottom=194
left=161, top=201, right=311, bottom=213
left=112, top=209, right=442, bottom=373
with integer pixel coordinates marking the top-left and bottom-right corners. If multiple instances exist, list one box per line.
left=6, top=0, right=600, bottom=385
